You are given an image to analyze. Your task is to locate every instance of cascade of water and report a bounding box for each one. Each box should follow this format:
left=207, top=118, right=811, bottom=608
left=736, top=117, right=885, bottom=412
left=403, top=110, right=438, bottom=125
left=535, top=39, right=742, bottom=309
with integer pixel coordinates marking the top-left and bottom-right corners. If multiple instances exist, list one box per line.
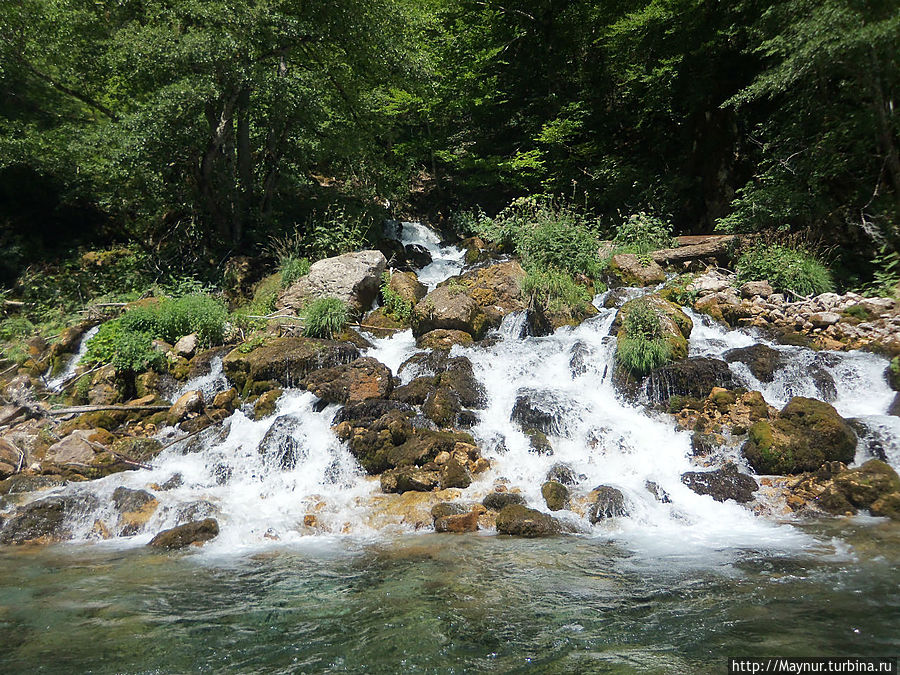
left=44, top=325, right=100, bottom=392
left=17, top=222, right=895, bottom=555
left=172, top=355, right=228, bottom=403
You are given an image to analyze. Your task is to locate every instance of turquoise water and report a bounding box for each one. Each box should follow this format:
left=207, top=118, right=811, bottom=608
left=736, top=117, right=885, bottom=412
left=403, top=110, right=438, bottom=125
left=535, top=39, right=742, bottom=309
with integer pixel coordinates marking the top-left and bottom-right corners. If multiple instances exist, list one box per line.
left=1, top=520, right=898, bottom=674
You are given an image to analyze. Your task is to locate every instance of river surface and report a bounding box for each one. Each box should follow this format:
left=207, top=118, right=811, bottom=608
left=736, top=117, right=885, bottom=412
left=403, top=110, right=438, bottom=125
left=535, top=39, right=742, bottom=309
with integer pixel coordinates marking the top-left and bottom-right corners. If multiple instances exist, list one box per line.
left=1, top=222, right=899, bottom=672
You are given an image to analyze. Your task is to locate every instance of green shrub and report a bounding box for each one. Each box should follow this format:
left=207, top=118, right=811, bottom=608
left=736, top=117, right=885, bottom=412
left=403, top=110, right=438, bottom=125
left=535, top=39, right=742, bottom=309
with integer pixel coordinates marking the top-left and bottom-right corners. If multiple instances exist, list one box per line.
left=280, top=256, right=310, bottom=289
left=616, top=298, right=672, bottom=376
left=380, top=273, right=413, bottom=322
left=0, top=315, right=35, bottom=342
left=270, top=205, right=375, bottom=263
left=613, top=212, right=675, bottom=254
left=660, top=274, right=699, bottom=307
left=736, top=244, right=833, bottom=297
left=858, top=245, right=900, bottom=298
left=120, top=294, right=227, bottom=347
left=81, top=320, right=164, bottom=372
left=521, top=268, right=592, bottom=313
left=518, top=219, right=601, bottom=279
left=302, top=297, right=349, bottom=339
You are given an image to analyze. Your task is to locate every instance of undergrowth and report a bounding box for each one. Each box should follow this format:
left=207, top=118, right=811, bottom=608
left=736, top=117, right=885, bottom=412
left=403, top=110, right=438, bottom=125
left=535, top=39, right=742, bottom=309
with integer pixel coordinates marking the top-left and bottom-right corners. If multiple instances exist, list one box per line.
left=736, top=243, right=833, bottom=297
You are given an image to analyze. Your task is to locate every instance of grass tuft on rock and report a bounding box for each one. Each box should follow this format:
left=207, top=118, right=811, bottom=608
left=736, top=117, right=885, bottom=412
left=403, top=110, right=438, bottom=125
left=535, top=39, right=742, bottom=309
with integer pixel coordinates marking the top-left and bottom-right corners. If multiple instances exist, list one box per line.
left=302, top=297, right=349, bottom=339
left=615, top=297, right=672, bottom=376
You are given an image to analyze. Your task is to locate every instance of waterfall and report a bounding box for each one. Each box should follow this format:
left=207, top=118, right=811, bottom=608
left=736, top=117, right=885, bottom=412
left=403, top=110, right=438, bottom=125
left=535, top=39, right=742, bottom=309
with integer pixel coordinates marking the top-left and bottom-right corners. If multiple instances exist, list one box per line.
left=15, top=221, right=899, bottom=555
left=43, top=325, right=100, bottom=392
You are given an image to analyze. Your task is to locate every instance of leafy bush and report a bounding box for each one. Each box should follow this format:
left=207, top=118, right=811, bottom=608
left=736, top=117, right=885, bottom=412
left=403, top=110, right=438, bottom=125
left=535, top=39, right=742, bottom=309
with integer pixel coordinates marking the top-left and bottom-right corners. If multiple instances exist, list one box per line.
left=736, top=244, right=833, bottom=297
left=613, top=212, right=674, bottom=254
left=0, top=315, right=35, bottom=342
left=521, top=268, right=592, bottom=313
left=120, top=294, right=228, bottom=346
left=380, top=273, right=413, bottom=322
left=280, top=256, right=311, bottom=289
left=616, top=298, right=672, bottom=376
left=81, top=320, right=164, bottom=372
left=270, top=205, right=375, bottom=263
left=302, top=297, right=349, bottom=339
left=858, top=245, right=900, bottom=298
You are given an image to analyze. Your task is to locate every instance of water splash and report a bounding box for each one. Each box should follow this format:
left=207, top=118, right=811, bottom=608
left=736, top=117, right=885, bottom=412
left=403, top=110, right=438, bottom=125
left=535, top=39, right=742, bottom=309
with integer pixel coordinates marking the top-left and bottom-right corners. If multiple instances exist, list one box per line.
left=44, top=325, right=99, bottom=392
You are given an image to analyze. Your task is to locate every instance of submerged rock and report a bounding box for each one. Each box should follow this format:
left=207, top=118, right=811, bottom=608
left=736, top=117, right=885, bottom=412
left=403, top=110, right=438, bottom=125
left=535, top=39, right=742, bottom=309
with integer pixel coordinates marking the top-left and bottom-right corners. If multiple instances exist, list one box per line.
left=496, top=504, right=561, bottom=537
left=681, top=463, right=758, bottom=503
left=546, top=463, right=584, bottom=486
left=258, top=415, right=307, bottom=470
left=112, top=487, right=159, bottom=535
left=510, top=388, right=570, bottom=435
left=0, top=493, right=99, bottom=545
left=742, top=397, right=856, bottom=475
left=148, top=518, right=220, bottom=549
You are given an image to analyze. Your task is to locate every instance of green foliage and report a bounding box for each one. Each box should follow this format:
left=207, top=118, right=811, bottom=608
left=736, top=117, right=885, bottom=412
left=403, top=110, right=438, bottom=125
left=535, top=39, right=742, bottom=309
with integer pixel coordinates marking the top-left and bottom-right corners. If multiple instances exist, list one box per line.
left=736, top=244, right=834, bottom=297
left=302, top=297, right=349, bottom=339
left=660, top=275, right=699, bottom=307
left=380, top=273, right=412, bottom=322
left=82, top=320, right=163, bottom=373
left=521, top=268, right=591, bottom=314
left=279, top=257, right=311, bottom=289
left=616, top=298, right=672, bottom=376
left=0, top=315, right=35, bottom=342
left=120, top=294, right=227, bottom=347
left=858, top=246, right=900, bottom=298
left=843, top=305, right=870, bottom=321
left=238, top=335, right=268, bottom=354
left=613, top=213, right=675, bottom=255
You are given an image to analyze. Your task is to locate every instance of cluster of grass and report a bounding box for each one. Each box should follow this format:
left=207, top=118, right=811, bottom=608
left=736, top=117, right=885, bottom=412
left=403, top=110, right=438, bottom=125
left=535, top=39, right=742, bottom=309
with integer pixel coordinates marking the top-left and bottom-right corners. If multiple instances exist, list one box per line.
left=616, top=298, right=672, bottom=376
left=82, top=293, right=228, bottom=372
left=660, top=274, right=699, bottom=307
left=522, top=268, right=593, bottom=313
left=612, top=212, right=675, bottom=255
left=379, top=273, right=413, bottom=322
left=302, top=298, right=348, bottom=339
left=279, top=256, right=311, bottom=289
left=268, top=204, right=376, bottom=263
left=736, top=243, right=833, bottom=297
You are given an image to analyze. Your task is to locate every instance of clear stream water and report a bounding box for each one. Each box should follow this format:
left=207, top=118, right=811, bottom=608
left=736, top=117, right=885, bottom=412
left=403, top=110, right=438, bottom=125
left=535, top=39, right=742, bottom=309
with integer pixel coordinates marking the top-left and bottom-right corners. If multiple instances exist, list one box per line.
left=1, top=222, right=898, bottom=672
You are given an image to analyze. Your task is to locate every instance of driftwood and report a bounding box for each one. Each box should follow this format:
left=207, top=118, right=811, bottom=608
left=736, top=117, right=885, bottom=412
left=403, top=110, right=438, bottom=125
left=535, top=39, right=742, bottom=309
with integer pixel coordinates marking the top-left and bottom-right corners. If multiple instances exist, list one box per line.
left=49, top=404, right=170, bottom=416
left=651, top=234, right=737, bottom=265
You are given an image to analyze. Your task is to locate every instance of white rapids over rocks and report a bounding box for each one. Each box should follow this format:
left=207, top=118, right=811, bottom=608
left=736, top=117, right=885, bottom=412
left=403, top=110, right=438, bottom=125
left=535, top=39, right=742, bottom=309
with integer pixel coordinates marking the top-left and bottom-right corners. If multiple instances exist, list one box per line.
left=25, top=222, right=900, bottom=557
left=43, top=325, right=100, bottom=392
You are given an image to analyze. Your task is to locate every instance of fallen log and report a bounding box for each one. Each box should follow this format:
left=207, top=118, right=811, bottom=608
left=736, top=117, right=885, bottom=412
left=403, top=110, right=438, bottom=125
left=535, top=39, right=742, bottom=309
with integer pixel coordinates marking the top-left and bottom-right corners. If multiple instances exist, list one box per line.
left=49, top=404, right=170, bottom=416
left=652, top=235, right=737, bottom=265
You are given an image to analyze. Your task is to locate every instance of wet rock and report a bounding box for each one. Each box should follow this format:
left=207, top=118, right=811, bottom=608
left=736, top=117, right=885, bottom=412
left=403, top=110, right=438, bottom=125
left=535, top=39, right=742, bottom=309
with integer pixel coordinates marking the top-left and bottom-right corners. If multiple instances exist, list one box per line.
left=276, top=250, right=387, bottom=314
left=511, top=388, right=568, bottom=435
left=112, top=487, right=159, bottom=535
left=645, top=481, right=671, bottom=503
left=223, top=337, right=359, bottom=392
left=724, top=344, right=782, bottom=383
left=541, top=480, right=570, bottom=511
left=690, top=432, right=719, bottom=456
left=886, top=358, right=900, bottom=391
left=252, top=389, right=282, bottom=420
left=496, top=504, right=561, bottom=537
left=645, top=358, right=736, bottom=404
left=159, top=474, right=183, bottom=490
left=423, top=387, right=462, bottom=428
left=546, top=463, right=584, bottom=486
left=586, top=486, right=627, bottom=522
left=436, top=357, right=485, bottom=408
left=832, top=459, right=900, bottom=509
left=809, top=364, right=838, bottom=402
left=681, top=463, right=758, bottom=503
left=380, top=466, right=441, bottom=493
left=416, top=329, right=473, bottom=350
left=870, top=492, right=900, bottom=520
left=258, top=415, right=307, bottom=470
left=361, top=308, right=407, bottom=337
left=526, top=296, right=599, bottom=337
left=176, top=500, right=219, bottom=524
left=403, top=244, right=432, bottom=270
left=334, top=398, right=413, bottom=426
left=608, top=253, right=666, bottom=286
left=482, top=491, right=527, bottom=511
left=743, top=397, right=857, bottom=474
left=174, top=333, right=198, bottom=359
left=0, top=474, right=66, bottom=495
left=434, top=510, right=479, bottom=533
left=112, top=437, right=163, bottom=463
left=148, top=518, right=219, bottom=549
left=889, top=394, right=900, bottom=418
left=524, top=429, right=553, bottom=455
left=211, top=388, right=238, bottom=412
left=169, top=390, right=204, bottom=424
left=439, top=457, right=473, bottom=489
left=568, top=342, right=591, bottom=377
left=302, top=357, right=392, bottom=405
left=0, top=493, right=99, bottom=544
left=431, top=502, right=468, bottom=519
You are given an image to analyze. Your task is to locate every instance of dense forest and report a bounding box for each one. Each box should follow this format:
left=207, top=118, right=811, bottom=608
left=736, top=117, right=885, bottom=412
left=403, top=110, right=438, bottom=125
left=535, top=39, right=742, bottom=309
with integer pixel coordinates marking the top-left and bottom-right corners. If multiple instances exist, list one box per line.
left=1, top=0, right=898, bottom=287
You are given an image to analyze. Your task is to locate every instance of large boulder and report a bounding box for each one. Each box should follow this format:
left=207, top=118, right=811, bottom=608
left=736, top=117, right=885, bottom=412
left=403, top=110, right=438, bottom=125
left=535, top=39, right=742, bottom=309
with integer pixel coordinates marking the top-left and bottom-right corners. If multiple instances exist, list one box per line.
left=644, top=357, right=737, bottom=404
left=496, top=504, right=561, bottom=537
left=724, top=344, right=783, bottom=383
left=681, top=463, right=758, bottom=503
left=832, top=459, right=900, bottom=509
left=482, top=491, right=527, bottom=511
left=223, top=337, right=359, bottom=393
left=411, top=261, right=527, bottom=339
left=541, top=480, right=570, bottom=511
left=0, top=493, right=99, bottom=544
left=608, top=253, right=666, bottom=286
left=613, top=295, right=693, bottom=362
left=302, top=357, right=392, bottom=404
left=44, top=430, right=101, bottom=467
left=743, top=397, right=857, bottom=474
left=148, top=518, right=219, bottom=549
left=277, top=250, right=387, bottom=314
left=388, top=271, right=427, bottom=305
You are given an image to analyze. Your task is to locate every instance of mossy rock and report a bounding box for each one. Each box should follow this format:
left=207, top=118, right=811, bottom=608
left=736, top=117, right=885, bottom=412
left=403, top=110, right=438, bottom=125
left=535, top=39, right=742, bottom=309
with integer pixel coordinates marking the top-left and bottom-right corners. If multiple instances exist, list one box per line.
left=363, top=307, right=408, bottom=337
left=870, top=492, right=900, bottom=520
left=541, top=480, right=570, bottom=511
left=614, top=295, right=692, bottom=361
left=253, top=388, right=283, bottom=420
left=223, top=337, right=359, bottom=393
left=832, top=459, right=900, bottom=508
left=887, top=356, right=900, bottom=392
left=57, top=411, right=122, bottom=435
left=496, top=504, right=561, bottom=537
left=112, top=437, right=164, bottom=462
left=742, top=397, right=856, bottom=474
